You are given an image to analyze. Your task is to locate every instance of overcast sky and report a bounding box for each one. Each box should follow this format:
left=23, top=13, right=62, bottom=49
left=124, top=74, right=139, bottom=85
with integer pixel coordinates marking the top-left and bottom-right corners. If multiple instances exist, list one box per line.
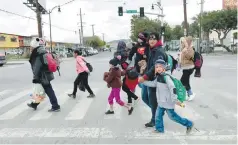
left=0, top=0, right=222, bottom=43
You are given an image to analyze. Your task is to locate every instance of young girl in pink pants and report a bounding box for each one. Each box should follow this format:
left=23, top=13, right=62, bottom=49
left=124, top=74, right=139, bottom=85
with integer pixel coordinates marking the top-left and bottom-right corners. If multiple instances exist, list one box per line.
left=103, top=57, right=134, bottom=115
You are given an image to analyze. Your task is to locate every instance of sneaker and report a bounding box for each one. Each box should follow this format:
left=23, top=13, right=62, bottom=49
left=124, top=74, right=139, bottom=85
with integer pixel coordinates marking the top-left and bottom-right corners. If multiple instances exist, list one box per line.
left=186, top=122, right=194, bottom=135
left=145, top=121, right=155, bottom=127
left=68, top=94, right=76, bottom=99
left=87, top=94, right=95, bottom=98
left=133, top=97, right=140, bottom=106
left=153, top=130, right=164, bottom=134
left=128, top=107, right=134, bottom=115
left=48, top=107, right=60, bottom=112
left=105, top=110, right=114, bottom=114
left=188, top=93, right=196, bottom=101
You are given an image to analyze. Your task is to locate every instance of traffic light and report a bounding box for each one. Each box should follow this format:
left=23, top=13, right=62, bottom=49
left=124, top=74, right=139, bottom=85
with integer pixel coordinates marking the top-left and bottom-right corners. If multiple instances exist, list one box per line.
left=140, top=7, right=144, bottom=17
left=118, top=7, right=123, bottom=16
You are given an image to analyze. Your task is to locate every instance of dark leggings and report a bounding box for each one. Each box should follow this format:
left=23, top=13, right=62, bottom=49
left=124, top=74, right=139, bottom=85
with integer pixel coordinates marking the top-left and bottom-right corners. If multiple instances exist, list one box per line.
left=122, top=77, right=138, bottom=103
left=73, top=71, right=94, bottom=95
left=180, top=69, right=194, bottom=91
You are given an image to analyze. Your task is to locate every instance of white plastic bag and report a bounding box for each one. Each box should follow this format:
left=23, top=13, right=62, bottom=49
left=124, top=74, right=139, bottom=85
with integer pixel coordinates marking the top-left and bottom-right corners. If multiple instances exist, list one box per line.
left=30, top=84, right=46, bottom=103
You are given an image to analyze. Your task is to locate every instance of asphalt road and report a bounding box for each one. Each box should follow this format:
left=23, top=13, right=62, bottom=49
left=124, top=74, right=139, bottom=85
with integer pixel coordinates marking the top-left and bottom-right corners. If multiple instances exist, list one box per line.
left=0, top=51, right=237, bottom=144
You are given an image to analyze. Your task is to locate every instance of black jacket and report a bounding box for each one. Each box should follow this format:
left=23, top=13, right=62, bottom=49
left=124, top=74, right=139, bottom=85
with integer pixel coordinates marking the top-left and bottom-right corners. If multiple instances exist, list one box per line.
left=29, top=46, right=54, bottom=85
left=143, top=45, right=167, bottom=81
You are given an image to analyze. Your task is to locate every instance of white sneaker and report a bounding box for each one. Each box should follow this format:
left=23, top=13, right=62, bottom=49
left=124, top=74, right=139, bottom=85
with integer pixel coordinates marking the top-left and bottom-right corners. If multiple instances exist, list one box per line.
left=133, top=97, right=140, bottom=106
left=188, top=93, right=196, bottom=101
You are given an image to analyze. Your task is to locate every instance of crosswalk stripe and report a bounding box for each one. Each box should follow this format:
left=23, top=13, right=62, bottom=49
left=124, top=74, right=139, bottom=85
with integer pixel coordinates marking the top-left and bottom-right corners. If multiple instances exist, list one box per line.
left=0, top=89, right=30, bottom=109
left=29, top=89, right=71, bottom=121
left=0, top=128, right=236, bottom=140
left=0, top=100, right=31, bottom=120
left=65, top=88, right=99, bottom=120
left=0, top=90, right=12, bottom=97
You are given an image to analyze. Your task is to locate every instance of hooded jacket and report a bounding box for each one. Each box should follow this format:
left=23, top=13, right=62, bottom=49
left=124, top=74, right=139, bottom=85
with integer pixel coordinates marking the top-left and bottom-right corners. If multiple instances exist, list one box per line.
left=104, top=67, right=125, bottom=88
left=143, top=73, right=177, bottom=109
left=29, top=46, right=54, bottom=85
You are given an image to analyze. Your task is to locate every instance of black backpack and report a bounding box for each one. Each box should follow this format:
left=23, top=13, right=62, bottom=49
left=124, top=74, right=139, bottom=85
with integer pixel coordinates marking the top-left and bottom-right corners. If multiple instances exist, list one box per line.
left=126, top=67, right=139, bottom=80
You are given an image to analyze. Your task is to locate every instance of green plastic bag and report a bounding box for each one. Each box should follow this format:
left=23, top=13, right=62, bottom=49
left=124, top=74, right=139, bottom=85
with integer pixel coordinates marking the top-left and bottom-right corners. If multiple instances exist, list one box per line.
left=164, top=74, right=186, bottom=103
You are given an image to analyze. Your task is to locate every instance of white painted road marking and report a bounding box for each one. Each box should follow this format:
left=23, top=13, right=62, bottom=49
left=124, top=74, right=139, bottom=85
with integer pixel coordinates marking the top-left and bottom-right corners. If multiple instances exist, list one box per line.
left=65, top=88, right=99, bottom=120
left=0, top=100, right=30, bottom=120
left=29, top=90, right=71, bottom=120
left=0, top=90, right=12, bottom=97
left=0, top=89, right=30, bottom=109
left=0, top=128, right=236, bottom=141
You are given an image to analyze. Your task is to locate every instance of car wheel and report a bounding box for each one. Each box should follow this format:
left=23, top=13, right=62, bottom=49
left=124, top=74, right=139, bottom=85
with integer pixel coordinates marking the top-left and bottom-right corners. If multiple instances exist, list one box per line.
left=0, top=64, right=3, bottom=67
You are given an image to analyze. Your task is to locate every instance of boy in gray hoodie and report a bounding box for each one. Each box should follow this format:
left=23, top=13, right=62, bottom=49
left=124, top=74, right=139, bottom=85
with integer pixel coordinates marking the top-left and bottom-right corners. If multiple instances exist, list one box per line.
left=143, top=59, right=194, bottom=134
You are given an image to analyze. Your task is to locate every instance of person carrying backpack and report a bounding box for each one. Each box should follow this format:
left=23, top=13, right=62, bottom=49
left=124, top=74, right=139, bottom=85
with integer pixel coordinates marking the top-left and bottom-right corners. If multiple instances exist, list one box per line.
left=179, top=36, right=196, bottom=101
left=142, top=59, right=194, bottom=134
left=28, top=37, right=60, bottom=112
left=68, top=50, right=95, bottom=99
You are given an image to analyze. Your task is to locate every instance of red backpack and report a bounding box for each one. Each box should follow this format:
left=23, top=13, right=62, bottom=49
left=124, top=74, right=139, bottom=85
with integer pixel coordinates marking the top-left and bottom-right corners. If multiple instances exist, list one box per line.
left=45, top=53, right=57, bottom=72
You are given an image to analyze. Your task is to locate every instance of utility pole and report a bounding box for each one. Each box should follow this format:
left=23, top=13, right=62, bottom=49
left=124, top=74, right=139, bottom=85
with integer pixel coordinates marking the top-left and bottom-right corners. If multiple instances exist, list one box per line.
left=91, top=24, right=95, bottom=36
left=79, top=8, right=84, bottom=46
left=36, top=0, right=43, bottom=37
left=79, top=29, right=82, bottom=45
left=183, top=0, right=188, bottom=37
left=199, top=0, right=204, bottom=54
left=158, top=0, right=164, bottom=44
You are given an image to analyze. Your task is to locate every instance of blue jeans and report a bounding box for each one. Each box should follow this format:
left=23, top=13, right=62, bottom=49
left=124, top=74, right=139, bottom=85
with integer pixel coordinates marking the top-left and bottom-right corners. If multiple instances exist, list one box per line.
left=155, top=106, right=193, bottom=132
left=138, top=83, right=150, bottom=108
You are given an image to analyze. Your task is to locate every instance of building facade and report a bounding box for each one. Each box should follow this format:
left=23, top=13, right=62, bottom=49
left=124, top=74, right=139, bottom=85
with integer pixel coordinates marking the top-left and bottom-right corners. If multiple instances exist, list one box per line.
left=0, top=33, right=19, bottom=50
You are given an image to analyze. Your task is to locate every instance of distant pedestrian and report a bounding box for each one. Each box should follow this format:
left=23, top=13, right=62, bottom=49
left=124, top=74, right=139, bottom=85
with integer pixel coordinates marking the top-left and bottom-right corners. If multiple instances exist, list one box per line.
left=68, top=50, right=95, bottom=98
left=179, top=36, right=195, bottom=101
left=143, top=59, right=194, bottom=134
left=28, top=37, right=60, bottom=112
left=103, top=58, right=134, bottom=115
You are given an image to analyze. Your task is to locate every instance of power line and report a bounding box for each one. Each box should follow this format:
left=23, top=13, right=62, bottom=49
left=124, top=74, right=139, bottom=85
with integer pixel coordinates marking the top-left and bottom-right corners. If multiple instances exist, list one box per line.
left=60, top=0, right=78, bottom=7
left=0, top=8, right=76, bottom=33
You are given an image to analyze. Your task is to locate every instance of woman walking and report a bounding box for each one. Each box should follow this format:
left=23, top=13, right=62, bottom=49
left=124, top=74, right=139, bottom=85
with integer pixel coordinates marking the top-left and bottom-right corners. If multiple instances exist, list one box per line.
left=179, top=36, right=195, bottom=101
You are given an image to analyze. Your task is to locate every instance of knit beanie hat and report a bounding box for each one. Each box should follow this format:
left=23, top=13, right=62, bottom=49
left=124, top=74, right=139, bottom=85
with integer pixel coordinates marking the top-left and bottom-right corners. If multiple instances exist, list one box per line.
left=30, top=37, right=46, bottom=48
left=109, top=58, right=119, bottom=67
left=155, top=59, right=166, bottom=68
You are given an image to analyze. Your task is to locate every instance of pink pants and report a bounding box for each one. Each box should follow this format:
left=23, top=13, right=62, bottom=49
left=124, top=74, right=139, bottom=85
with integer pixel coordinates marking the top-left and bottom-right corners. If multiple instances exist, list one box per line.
left=108, top=88, right=125, bottom=106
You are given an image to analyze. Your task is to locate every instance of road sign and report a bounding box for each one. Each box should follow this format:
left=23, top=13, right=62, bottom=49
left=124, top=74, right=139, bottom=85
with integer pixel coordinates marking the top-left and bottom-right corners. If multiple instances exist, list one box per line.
left=126, top=10, right=137, bottom=13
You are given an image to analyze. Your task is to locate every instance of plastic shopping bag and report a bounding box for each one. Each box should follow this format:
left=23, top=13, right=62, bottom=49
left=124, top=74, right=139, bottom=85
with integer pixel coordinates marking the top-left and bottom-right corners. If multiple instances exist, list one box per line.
left=30, top=84, right=46, bottom=103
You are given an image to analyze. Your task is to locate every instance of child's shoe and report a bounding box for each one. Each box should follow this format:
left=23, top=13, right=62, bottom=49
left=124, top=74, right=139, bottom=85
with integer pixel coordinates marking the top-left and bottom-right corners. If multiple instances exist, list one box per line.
left=128, top=107, right=134, bottom=115
left=188, top=93, right=196, bottom=101
left=153, top=130, right=164, bottom=134
left=133, top=97, right=140, bottom=106
left=186, top=122, right=194, bottom=135
left=105, top=110, right=114, bottom=115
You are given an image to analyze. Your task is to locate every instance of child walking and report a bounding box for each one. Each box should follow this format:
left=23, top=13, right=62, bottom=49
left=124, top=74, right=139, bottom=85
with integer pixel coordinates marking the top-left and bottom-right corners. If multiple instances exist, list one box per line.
left=104, top=58, right=134, bottom=115
left=121, top=62, right=140, bottom=106
left=142, top=59, right=194, bottom=134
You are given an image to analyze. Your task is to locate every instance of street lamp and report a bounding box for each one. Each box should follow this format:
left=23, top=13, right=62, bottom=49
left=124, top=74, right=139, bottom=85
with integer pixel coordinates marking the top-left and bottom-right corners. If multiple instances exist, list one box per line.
left=152, top=1, right=164, bottom=44
left=48, top=5, right=61, bottom=52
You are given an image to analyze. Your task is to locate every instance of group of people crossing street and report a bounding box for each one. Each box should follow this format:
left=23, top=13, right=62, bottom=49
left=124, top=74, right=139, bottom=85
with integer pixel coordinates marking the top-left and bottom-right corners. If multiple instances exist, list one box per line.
left=27, top=31, right=202, bottom=135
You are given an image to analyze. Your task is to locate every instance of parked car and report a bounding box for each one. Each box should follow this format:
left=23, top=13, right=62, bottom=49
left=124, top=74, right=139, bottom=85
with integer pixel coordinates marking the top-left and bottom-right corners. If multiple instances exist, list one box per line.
left=0, top=53, right=6, bottom=67
left=93, top=49, right=98, bottom=54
